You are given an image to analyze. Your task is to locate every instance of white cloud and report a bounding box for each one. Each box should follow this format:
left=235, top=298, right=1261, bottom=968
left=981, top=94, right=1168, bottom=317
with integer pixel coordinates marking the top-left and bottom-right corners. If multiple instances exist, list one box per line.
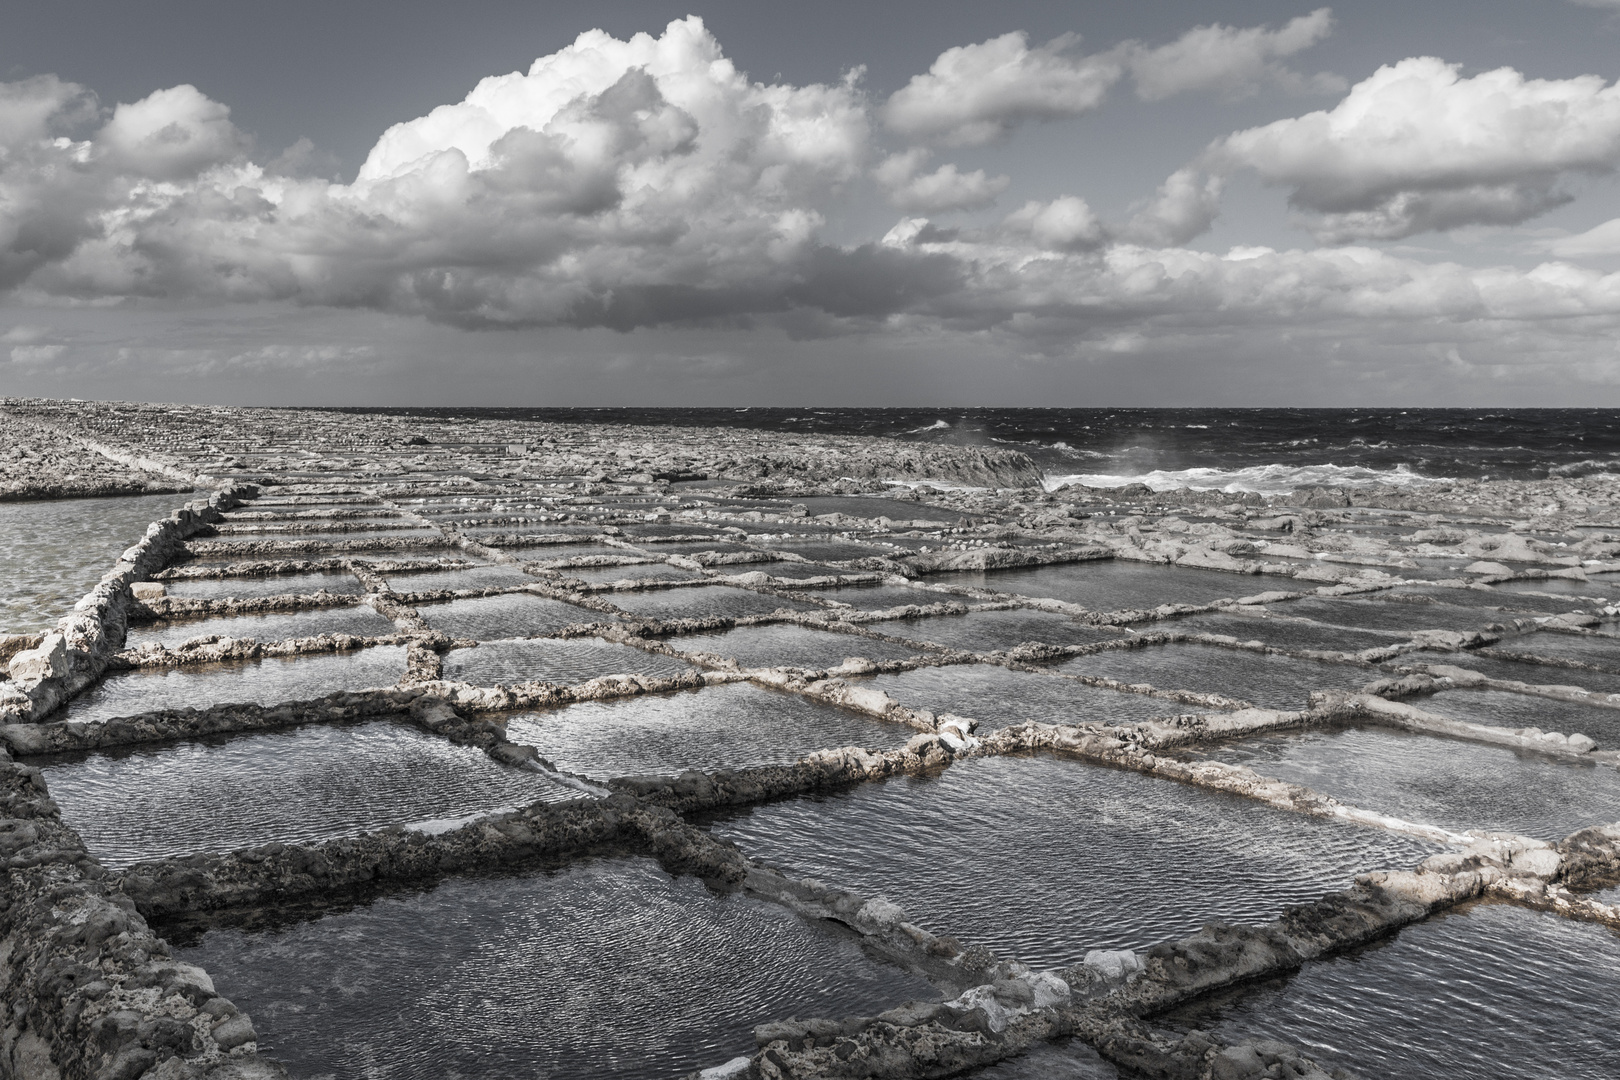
left=1000, top=196, right=1108, bottom=251
left=881, top=32, right=1122, bottom=147
left=1209, top=57, right=1620, bottom=241
left=881, top=14, right=1340, bottom=148
left=1545, top=217, right=1620, bottom=256
left=5, top=17, right=873, bottom=327
left=1125, top=9, right=1343, bottom=101
left=97, top=85, right=251, bottom=180
left=875, top=149, right=1009, bottom=212
left=1120, top=168, right=1224, bottom=246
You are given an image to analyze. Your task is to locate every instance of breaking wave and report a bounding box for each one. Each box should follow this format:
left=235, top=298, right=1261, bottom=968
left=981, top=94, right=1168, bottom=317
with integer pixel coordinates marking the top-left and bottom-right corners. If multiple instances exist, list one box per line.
left=1043, top=462, right=1446, bottom=496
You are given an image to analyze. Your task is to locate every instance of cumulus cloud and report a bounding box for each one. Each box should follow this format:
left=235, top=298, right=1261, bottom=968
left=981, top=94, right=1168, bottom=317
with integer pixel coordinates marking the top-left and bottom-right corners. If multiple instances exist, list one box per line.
left=5, top=13, right=1620, bottom=377
left=1000, top=196, right=1108, bottom=251
left=3, top=18, right=874, bottom=327
left=882, top=32, right=1122, bottom=147
left=881, top=14, right=1340, bottom=147
left=1125, top=9, right=1344, bottom=101
left=875, top=149, right=1009, bottom=212
left=1120, top=168, right=1225, bottom=246
left=1209, top=57, right=1620, bottom=242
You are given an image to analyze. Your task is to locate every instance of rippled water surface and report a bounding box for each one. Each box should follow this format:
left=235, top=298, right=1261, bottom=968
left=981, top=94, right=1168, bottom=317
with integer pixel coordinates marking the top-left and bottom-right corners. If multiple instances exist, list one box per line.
left=603, top=585, right=819, bottom=620
left=927, top=561, right=1291, bottom=612
left=565, top=563, right=704, bottom=585
left=1060, top=645, right=1375, bottom=710
left=127, top=604, right=397, bottom=649
left=854, top=664, right=1207, bottom=728
left=419, top=593, right=606, bottom=638
left=1282, top=596, right=1509, bottom=635
left=42, top=719, right=567, bottom=866
left=1382, top=584, right=1590, bottom=615
left=1419, top=688, right=1620, bottom=744
left=443, top=638, right=692, bottom=685
left=382, top=564, right=532, bottom=594
left=888, top=608, right=1120, bottom=651
left=816, top=584, right=955, bottom=610
left=162, top=571, right=364, bottom=600
left=1441, top=651, right=1620, bottom=696
left=706, top=755, right=1436, bottom=963
left=506, top=682, right=911, bottom=779
left=175, top=858, right=936, bottom=1079
left=1200, top=727, right=1620, bottom=839
left=60, top=646, right=407, bottom=723
left=669, top=624, right=923, bottom=668
left=1168, top=610, right=1406, bottom=653
left=0, top=492, right=190, bottom=633
left=1500, top=630, right=1620, bottom=667
left=1174, top=902, right=1620, bottom=1079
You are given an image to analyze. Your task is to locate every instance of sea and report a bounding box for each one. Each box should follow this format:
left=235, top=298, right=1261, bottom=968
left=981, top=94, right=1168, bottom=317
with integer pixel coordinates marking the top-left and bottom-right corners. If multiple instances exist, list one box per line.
left=326, top=407, right=1620, bottom=495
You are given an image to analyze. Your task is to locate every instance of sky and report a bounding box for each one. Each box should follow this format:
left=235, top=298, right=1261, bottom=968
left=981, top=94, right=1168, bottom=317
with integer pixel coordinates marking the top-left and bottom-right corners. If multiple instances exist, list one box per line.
left=7, top=1, right=1620, bottom=406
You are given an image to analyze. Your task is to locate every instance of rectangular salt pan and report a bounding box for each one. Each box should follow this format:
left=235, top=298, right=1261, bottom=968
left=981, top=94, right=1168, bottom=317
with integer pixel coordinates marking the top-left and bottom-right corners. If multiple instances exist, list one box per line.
left=173, top=858, right=936, bottom=1079
left=504, top=682, right=914, bottom=780
left=1174, top=903, right=1620, bottom=1080
left=604, top=585, right=820, bottom=620
left=1059, top=644, right=1376, bottom=710
left=885, top=608, right=1123, bottom=652
left=1417, top=688, right=1620, bottom=747
left=1197, top=727, right=1620, bottom=841
left=1278, top=596, right=1513, bottom=636
left=420, top=593, right=607, bottom=639
left=40, top=719, right=570, bottom=867
left=668, top=624, right=923, bottom=669
left=1497, top=630, right=1620, bottom=667
left=385, top=564, right=534, bottom=593
left=1441, top=651, right=1620, bottom=696
left=126, top=604, right=397, bottom=649
left=1382, top=585, right=1596, bottom=616
left=565, top=563, right=704, bottom=585
left=59, top=646, right=408, bottom=724
left=443, top=638, right=693, bottom=686
left=1165, top=611, right=1406, bottom=653
left=851, top=664, right=1207, bottom=729
left=161, top=571, right=363, bottom=600
left=925, top=561, right=1294, bottom=612
left=816, top=584, right=952, bottom=610
left=705, top=754, right=1436, bottom=966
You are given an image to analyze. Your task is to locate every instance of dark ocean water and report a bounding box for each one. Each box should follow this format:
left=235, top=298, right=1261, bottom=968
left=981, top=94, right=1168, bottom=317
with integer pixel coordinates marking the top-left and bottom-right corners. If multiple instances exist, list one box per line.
left=324, top=408, right=1620, bottom=492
